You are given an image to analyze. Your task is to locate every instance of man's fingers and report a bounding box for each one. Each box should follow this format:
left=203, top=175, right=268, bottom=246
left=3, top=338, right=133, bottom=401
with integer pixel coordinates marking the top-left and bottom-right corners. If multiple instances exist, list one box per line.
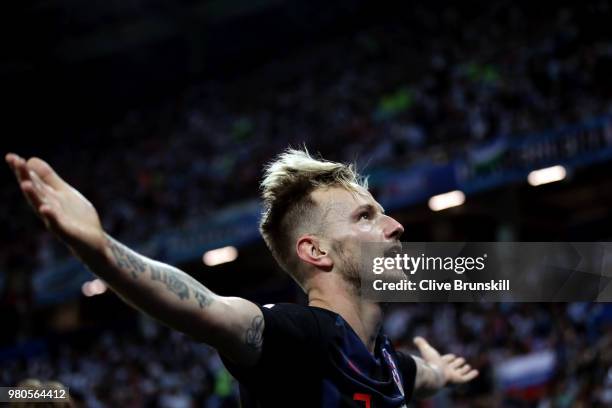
left=21, top=178, right=62, bottom=231
left=15, top=157, right=30, bottom=182
left=8, top=153, right=80, bottom=237
left=414, top=336, right=439, bottom=354
left=26, top=157, right=64, bottom=190
left=5, top=153, right=24, bottom=170
left=451, top=368, right=479, bottom=383
left=449, top=357, right=465, bottom=369
left=28, top=171, right=53, bottom=210
left=457, top=364, right=471, bottom=375
left=29, top=170, right=44, bottom=193
left=39, top=203, right=62, bottom=232
left=414, top=337, right=440, bottom=362
left=460, top=369, right=479, bottom=382
left=441, top=354, right=456, bottom=363
left=413, top=336, right=430, bottom=349
left=6, top=154, right=31, bottom=186
left=5, top=153, right=18, bottom=170
left=7, top=155, right=64, bottom=199
left=21, top=180, right=44, bottom=210
left=29, top=169, right=52, bottom=198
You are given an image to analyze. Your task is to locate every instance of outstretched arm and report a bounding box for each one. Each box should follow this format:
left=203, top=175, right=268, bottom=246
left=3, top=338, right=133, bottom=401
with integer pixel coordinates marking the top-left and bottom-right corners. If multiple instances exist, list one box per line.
left=411, top=336, right=479, bottom=398
left=6, top=153, right=264, bottom=366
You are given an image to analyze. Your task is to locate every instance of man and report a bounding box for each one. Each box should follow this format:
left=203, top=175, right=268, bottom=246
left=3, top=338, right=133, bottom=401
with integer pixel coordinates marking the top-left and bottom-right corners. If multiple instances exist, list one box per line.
left=6, top=148, right=478, bottom=407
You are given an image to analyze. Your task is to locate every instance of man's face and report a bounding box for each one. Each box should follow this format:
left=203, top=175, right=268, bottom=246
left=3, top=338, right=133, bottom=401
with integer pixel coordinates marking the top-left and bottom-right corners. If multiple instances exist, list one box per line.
left=310, top=186, right=404, bottom=284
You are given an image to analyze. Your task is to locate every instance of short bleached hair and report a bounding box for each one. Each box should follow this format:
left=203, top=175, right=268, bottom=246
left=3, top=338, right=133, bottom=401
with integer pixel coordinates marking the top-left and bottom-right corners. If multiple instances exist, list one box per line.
left=259, top=148, right=368, bottom=285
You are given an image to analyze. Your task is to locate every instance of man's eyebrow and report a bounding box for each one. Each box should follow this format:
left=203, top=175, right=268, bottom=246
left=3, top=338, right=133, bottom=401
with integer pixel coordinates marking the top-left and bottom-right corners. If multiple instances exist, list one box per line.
left=353, top=203, right=385, bottom=215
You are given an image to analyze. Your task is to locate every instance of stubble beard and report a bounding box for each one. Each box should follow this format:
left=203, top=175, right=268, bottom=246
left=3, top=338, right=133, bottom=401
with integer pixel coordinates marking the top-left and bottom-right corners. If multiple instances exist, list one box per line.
left=332, top=239, right=362, bottom=296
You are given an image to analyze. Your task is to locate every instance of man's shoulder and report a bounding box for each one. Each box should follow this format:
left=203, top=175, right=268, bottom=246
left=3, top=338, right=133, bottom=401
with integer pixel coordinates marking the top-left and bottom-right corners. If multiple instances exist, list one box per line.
left=260, top=302, right=337, bottom=322
left=259, top=303, right=339, bottom=338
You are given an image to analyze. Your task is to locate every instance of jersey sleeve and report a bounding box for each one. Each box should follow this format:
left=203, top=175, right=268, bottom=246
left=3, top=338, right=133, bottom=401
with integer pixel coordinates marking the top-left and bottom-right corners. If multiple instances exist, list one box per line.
left=219, top=303, right=324, bottom=387
left=395, top=351, right=417, bottom=402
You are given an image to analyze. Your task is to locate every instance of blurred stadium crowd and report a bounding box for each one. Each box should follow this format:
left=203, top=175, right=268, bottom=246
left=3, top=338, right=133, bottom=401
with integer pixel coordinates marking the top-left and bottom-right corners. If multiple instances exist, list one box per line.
left=2, top=2, right=612, bottom=407
left=3, top=3, right=611, bottom=270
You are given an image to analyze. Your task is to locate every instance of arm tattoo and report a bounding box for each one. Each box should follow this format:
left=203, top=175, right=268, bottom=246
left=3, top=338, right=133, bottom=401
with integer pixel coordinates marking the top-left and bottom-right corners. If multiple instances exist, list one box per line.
left=108, top=237, right=147, bottom=279
left=150, top=264, right=190, bottom=300
left=245, top=315, right=264, bottom=351
left=150, top=264, right=214, bottom=307
left=107, top=235, right=215, bottom=307
left=194, top=288, right=213, bottom=308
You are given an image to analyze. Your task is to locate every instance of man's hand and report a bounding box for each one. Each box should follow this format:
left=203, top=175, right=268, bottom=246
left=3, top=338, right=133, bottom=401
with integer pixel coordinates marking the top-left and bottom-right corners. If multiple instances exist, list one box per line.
left=412, top=336, right=479, bottom=398
left=6, top=153, right=105, bottom=255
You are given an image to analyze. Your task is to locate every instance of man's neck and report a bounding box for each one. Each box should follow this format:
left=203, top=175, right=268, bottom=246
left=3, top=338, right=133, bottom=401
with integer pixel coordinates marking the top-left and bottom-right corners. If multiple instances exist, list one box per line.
left=307, top=279, right=383, bottom=353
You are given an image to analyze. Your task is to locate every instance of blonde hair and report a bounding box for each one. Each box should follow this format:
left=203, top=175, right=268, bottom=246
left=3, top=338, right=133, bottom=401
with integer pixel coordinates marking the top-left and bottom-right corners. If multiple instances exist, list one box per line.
left=259, top=148, right=367, bottom=284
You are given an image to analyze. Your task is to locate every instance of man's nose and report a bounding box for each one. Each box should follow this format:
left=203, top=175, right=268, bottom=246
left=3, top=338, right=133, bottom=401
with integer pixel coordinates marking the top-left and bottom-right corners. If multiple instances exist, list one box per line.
left=384, top=215, right=404, bottom=241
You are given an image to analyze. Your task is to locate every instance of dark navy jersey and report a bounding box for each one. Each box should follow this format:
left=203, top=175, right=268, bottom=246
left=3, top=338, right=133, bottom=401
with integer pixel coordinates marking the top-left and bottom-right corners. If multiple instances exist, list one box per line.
left=221, top=303, right=416, bottom=408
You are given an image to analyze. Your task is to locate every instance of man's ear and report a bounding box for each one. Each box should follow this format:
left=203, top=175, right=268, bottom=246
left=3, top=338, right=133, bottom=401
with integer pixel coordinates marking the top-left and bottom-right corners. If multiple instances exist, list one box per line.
left=296, top=235, right=333, bottom=270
